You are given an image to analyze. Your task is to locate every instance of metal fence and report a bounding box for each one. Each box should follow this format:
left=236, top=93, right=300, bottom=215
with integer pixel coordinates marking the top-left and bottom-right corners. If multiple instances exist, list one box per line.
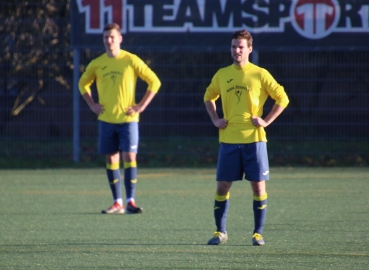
left=1, top=1, right=368, bottom=167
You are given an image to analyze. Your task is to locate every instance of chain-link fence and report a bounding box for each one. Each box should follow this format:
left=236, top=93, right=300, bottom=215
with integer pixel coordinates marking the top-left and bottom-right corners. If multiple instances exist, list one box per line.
left=1, top=1, right=368, bottom=167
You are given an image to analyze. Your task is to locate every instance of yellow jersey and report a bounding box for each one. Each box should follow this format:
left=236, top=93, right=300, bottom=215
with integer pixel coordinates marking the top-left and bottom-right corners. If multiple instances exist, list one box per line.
left=79, top=50, right=161, bottom=124
left=204, top=62, right=289, bottom=143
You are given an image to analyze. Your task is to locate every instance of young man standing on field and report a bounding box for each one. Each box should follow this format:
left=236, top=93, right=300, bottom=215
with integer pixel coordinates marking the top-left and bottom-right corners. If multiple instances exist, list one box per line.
left=79, top=23, right=161, bottom=214
left=204, top=29, right=289, bottom=245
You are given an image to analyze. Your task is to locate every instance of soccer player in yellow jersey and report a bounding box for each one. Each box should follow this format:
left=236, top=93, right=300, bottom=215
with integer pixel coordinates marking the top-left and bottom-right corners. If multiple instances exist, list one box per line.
left=204, top=30, right=289, bottom=245
left=79, top=23, right=161, bottom=214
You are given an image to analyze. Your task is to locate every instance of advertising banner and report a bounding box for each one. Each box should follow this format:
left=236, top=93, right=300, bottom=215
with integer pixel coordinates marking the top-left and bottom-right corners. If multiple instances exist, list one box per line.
left=71, top=0, right=369, bottom=50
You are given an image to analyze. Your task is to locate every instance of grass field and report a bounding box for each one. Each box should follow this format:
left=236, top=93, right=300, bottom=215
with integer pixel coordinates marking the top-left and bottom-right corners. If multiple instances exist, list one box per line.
left=1, top=167, right=368, bottom=269
left=1, top=138, right=368, bottom=168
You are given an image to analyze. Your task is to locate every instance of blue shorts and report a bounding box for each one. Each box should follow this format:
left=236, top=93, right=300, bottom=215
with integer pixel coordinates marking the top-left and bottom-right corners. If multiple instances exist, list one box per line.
left=98, top=121, right=139, bottom=154
left=216, top=142, right=269, bottom=181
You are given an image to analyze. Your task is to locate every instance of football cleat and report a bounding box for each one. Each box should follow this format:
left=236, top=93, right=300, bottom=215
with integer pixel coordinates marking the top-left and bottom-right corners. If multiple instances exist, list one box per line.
left=125, top=201, right=143, bottom=214
left=207, top=231, right=228, bottom=245
left=101, top=202, right=124, bottom=214
left=252, top=233, right=265, bottom=246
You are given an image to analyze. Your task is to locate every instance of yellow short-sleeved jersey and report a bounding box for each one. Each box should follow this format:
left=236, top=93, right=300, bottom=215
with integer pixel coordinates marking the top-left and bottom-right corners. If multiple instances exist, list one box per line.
left=204, top=62, right=289, bottom=144
left=79, top=50, right=161, bottom=124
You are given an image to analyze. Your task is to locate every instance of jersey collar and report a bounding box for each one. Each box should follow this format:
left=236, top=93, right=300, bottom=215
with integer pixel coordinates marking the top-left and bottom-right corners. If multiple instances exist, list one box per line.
left=233, top=62, right=252, bottom=71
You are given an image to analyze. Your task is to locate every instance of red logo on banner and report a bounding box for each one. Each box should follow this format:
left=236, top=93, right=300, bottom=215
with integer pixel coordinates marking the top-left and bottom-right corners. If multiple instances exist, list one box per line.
left=78, top=0, right=124, bottom=33
left=74, top=0, right=369, bottom=42
left=291, top=0, right=340, bottom=39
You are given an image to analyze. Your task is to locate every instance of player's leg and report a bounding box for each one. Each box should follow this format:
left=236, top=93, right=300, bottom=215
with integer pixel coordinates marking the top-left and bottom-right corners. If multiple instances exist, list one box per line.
left=118, top=122, right=142, bottom=214
left=121, top=151, right=142, bottom=213
left=243, top=142, right=269, bottom=245
left=98, top=121, right=124, bottom=214
left=208, top=143, right=243, bottom=245
left=102, top=152, right=124, bottom=214
left=214, top=181, right=232, bottom=234
left=250, top=180, right=267, bottom=245
left=208, top=180, right=232, bottom=245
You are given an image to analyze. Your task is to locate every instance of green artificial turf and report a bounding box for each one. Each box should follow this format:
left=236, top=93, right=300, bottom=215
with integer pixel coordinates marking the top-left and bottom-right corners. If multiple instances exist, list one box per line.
left=1, top=167, right=368, bottom=269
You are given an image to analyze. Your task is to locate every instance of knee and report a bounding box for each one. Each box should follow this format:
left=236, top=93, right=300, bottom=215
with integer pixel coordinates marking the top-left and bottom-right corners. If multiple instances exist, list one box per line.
left=216, top=181, right=232, bottom=196
left=251, top=181, right=266, bottom=196
left=106, top=152, right=120, bottom=164
left=122, top=152, right=136, bottom=162
left=253, top=188, right=265, bottom=197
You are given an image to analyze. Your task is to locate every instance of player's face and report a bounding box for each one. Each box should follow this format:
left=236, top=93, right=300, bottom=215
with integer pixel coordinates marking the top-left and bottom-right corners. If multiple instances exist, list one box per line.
left=231, top=39, right=252, bottom=66
left=103, top=29, right=122, bottom=52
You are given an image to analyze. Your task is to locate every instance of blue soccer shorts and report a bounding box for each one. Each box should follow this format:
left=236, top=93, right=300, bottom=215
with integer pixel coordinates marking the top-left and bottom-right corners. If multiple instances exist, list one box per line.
left=216, top=142, right=269, bottom=181
left=98, top=121, right=139, bottom=154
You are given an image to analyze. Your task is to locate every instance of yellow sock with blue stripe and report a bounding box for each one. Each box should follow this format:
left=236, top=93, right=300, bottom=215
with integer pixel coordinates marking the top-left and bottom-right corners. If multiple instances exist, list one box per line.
left=106, top=162, right=122, bottom=203
left=253, top=193, right=267, bottom=234
left=213, top=192, right=230, bottom=233
left=124, top=161, right=137, bottom=202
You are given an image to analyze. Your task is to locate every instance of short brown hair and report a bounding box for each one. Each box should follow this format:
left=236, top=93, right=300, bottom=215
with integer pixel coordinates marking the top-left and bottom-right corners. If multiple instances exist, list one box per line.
left=103, top=23, right=121, bottom=32
left=232, top=30, right=253, bottom=47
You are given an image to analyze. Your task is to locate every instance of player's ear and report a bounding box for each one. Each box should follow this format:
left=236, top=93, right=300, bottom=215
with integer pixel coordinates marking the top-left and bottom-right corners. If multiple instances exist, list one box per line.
left=249, top=46, right=253, bottom=53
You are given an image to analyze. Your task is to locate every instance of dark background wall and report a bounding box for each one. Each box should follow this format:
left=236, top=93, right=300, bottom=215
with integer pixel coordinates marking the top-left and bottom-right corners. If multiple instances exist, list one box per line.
left=0, top=0, right=368, bottom=167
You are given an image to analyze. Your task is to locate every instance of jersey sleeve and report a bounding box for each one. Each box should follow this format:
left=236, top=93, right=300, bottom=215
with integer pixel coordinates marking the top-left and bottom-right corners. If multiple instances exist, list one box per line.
left=78, top=61, right=98, bottom=95
left=132, top=55, right=161, bottom=93
left=261, top=69, right=289, bottom=108
left=204, top=72, right=221, bottom=102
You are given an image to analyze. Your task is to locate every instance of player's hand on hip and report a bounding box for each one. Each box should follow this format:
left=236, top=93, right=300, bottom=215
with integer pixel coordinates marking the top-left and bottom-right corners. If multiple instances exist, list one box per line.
left=126, top=105, right=142, bottom=116
left=214, top=118, right=228, bottom=129
left=90, top=103, right=104, bottom=115
left=252, top=116, right=267, bottom=127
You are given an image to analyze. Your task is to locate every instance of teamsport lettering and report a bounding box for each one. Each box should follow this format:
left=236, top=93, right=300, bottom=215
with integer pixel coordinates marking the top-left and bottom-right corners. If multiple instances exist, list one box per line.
left=76, top=0, right=369, bottom=39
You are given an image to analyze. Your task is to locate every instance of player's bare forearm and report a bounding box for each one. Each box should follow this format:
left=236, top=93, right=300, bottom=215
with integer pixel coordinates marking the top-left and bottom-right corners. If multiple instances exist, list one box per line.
left=205, top=100, right=228, bottom=129
left=253, top=104, right=285, bottom=127
left=82, top=93, right=104, bottom=115
left=126, top=90, right=156, bottom=116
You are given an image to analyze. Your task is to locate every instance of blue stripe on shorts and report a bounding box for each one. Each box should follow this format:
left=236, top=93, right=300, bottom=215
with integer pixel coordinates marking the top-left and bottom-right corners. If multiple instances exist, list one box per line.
left=216, top=142, right=269, bottom=181
left=98, top=121, right=139, bottom=154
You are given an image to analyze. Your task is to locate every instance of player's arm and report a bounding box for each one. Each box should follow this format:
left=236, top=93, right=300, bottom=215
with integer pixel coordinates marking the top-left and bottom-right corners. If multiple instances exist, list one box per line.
left=132, top=54, right=161, bottom=93
left=204, top=73, right=227, bottom=129
left=78, top=62, right=104, bottom=115
left=127, top=55, right=161, bottom=116
left=252, top=104, right=285, bottom=128
left=204, top=100, right=228, bottom=129
left=252, top=69, right=289, bottom=127
left=81, top=92, right=104, bottom=116
left=126, top=90, right=156, bottom=116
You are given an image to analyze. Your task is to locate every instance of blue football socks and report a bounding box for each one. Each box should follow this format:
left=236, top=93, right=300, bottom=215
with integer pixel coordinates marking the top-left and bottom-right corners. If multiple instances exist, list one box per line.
left=213, top=192, right=230, bottom=233
left=124, top=161, right=137, bottom=202
left=106, top=162, right=122, bottom=202
left=253, top=193, right=268, bottom=234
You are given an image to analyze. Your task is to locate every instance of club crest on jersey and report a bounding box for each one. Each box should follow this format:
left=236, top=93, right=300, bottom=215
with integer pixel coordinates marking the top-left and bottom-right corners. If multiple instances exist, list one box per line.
left=235, top=90, right=242, bottom=104
left=111, top=74, right=116, bottom=85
